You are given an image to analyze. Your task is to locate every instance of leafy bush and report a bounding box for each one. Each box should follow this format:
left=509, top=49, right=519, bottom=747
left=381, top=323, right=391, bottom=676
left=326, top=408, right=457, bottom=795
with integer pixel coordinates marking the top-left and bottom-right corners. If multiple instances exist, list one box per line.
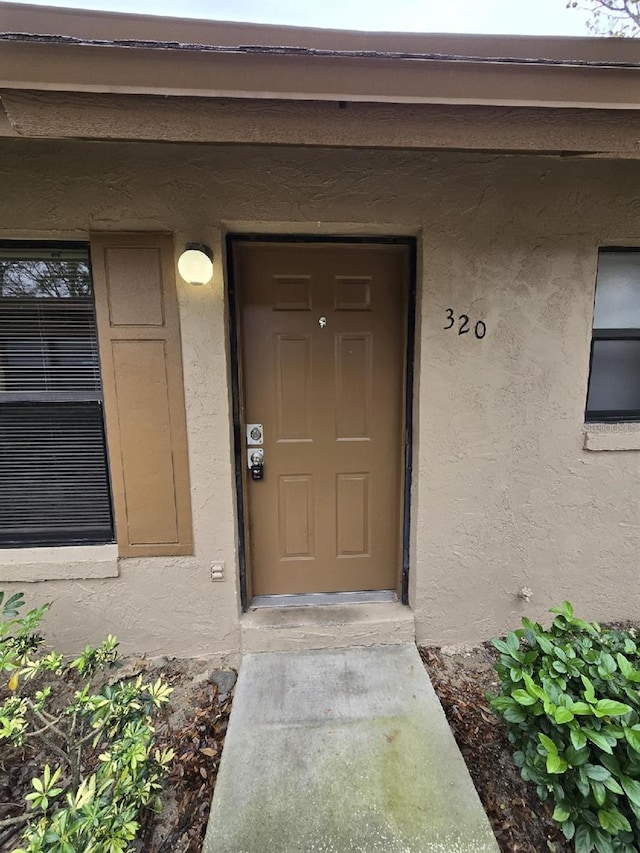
left=0, top=590, right=174, bottom=853
left=489, top=602, right=640, bottom=853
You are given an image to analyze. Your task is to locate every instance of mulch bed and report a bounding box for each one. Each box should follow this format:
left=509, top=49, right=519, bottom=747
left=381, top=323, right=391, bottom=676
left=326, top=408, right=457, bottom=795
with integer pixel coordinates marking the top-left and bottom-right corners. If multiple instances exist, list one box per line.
left=138, top=662, right=234, bottom=853
left=420, top=644, right=572, bottom=853
left=0, top=658, right=233, bottom=853
left=2, top=642, right=586, bottom=852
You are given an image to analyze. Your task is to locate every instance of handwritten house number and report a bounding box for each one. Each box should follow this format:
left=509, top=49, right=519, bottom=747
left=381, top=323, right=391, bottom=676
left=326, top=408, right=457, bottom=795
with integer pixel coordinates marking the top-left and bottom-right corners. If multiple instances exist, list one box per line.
left=444, top=309, right=486, bottom=340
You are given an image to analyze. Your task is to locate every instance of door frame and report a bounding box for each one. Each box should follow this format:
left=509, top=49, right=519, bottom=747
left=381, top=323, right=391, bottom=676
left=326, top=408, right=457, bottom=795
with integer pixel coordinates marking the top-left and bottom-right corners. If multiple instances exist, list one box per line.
left=226, top=234, right=417, bottom=610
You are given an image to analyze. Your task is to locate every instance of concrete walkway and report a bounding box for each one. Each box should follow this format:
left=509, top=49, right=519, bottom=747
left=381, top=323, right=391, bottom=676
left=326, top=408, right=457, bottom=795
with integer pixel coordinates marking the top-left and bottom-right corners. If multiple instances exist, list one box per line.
left=203, top=644, right=499, bottom=853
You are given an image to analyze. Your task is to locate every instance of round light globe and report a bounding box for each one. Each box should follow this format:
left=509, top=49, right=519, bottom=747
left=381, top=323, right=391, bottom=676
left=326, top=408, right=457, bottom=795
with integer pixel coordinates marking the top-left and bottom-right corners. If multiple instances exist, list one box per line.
left=177, top=247, right=214, bottom=285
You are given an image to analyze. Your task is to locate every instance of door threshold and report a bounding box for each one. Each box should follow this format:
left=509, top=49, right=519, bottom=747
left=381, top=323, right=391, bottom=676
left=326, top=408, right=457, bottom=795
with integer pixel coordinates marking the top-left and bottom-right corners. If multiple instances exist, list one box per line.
left=251, top=590, right=397, bottom=609
left=241, top=597, right=414, bottom=653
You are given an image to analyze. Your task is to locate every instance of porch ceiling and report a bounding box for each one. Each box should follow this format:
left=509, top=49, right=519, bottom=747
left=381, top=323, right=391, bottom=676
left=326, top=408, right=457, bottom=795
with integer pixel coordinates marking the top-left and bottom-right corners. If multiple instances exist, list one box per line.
left=2, top=91, right=640, bottom=158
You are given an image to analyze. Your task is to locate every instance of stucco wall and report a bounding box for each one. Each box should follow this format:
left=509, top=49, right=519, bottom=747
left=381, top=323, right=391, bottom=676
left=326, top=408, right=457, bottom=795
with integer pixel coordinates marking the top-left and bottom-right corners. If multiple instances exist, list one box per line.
left=1, top=138, right=639, bottom=654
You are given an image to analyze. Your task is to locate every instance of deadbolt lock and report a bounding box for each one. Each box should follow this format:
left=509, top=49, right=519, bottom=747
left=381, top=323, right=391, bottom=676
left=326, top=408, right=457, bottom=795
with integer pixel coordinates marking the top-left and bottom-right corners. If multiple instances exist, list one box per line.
left=246, top=424, right=263, bottom=445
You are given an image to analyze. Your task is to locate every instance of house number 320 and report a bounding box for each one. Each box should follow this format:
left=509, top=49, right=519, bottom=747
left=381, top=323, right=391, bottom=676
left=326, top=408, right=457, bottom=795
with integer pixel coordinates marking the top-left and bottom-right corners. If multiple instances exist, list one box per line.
left=444, top=308, right=486, bottom=340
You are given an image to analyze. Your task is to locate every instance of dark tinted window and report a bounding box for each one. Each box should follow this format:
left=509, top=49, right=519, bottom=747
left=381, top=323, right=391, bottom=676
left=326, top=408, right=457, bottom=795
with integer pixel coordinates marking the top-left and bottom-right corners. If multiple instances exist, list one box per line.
left=586, top=250, right=640, bottom=422
left=587, top=339, right=640, bottom=420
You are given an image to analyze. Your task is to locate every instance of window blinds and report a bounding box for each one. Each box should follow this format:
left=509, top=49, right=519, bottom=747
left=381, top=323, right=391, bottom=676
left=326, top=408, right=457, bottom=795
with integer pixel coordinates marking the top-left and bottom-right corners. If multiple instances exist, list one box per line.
left=0, top=245, right=114, bottom=546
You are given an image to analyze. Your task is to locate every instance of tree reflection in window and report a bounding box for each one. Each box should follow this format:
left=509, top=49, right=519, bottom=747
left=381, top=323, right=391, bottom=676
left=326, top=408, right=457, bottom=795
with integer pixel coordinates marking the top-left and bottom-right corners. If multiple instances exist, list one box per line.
left=0, top=258, right=92, bottom=299
left=0, top=249, right=100, bottom=395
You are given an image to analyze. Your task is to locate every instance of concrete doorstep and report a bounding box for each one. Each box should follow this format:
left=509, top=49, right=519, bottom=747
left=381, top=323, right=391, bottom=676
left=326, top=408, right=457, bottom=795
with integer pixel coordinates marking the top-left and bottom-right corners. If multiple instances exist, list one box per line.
left=203, top=644, right=499, bottom=853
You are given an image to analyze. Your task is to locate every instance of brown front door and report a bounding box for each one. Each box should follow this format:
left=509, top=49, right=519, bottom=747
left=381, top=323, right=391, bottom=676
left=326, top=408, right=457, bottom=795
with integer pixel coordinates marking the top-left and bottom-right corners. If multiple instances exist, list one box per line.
left=234, top=240, right=408, bottom=596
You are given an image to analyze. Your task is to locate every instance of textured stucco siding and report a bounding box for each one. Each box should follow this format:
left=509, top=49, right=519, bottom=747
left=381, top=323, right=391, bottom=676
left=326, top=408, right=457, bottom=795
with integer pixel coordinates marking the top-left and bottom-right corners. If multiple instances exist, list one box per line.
left=1, top=138, right=639, bottom=655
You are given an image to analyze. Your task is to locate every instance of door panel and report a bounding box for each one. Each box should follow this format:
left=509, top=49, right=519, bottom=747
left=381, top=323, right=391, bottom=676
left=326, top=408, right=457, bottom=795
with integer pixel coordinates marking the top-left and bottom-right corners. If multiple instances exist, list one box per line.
left=276, top=335, right=312, bottom=439
left=234, top=241, right=408, bottom=595
left=335, top=332, right=372, bottom=438
left=278, top=474, right=314, bottom=559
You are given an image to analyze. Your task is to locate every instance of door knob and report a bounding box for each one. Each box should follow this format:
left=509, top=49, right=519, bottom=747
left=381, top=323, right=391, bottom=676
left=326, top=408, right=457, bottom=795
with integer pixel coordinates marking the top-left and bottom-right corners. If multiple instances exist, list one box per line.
left=248, top=448, right=264, bottom=480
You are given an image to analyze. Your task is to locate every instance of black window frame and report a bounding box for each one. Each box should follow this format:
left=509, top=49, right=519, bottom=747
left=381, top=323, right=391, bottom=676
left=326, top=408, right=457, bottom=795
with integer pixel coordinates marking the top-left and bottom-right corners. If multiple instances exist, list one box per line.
left=585, top=247, right=640, bottom=423
left=0, top=240, right=115, bottom=548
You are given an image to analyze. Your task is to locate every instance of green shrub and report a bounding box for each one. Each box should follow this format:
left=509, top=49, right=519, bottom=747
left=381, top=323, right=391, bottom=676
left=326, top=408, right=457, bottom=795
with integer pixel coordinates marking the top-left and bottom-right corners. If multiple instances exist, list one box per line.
left=0, top=591, right=174, bottom=853
left=489, top=601, right=640, bottom=853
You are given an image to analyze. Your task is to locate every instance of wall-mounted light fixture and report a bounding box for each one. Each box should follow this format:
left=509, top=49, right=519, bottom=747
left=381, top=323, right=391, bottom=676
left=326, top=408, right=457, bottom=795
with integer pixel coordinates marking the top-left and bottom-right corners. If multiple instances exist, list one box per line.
left=177, top=242, right=214, bottom=285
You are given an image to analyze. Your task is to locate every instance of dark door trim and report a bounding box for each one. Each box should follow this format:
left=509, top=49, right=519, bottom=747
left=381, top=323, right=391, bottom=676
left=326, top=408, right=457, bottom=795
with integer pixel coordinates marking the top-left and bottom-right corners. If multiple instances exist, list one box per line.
left=226, top=233, right=417, bottom=610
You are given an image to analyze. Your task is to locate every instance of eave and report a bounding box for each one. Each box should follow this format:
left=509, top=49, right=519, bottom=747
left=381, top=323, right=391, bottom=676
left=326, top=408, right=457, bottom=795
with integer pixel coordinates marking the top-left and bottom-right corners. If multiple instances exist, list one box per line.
left=1, top=2, right=640, bottom=156
left=2, top=3, right=640, bottom=109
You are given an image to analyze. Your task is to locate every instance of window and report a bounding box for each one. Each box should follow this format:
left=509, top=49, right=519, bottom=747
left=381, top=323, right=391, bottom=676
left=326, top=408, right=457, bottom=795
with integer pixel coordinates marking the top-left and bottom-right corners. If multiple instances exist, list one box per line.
left=0, top=243, right=114, bottom=546
left=586, top=249, right=640, bottom=422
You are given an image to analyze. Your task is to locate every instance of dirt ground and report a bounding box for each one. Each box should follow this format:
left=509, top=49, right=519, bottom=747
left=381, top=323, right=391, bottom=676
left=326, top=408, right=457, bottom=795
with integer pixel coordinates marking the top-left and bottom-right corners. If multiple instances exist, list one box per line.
left=0, top=656, right=234, bottom=853
left=420, top=643, right=572, bottom=853
left=3, top=642, right=575, bottom=853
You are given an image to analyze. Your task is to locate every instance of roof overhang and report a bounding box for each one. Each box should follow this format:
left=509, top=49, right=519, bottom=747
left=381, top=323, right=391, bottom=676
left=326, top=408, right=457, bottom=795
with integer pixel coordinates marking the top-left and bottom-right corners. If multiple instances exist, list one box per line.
left=2, top=2, right=640, bottom=108
left=1, top=2, right=640, bottom=156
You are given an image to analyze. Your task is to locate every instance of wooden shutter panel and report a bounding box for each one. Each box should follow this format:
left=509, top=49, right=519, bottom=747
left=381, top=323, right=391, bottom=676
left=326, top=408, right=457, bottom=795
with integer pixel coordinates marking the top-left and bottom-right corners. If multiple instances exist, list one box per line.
left=90, top=233, right=193, bottom=557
